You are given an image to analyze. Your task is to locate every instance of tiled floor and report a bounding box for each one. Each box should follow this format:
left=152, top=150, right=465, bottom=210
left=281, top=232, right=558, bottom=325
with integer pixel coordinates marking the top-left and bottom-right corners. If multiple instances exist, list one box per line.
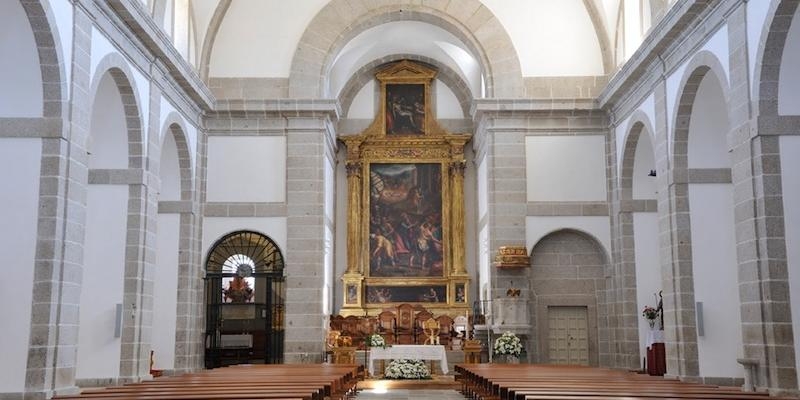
left=355, top=388, right=465, bottom=399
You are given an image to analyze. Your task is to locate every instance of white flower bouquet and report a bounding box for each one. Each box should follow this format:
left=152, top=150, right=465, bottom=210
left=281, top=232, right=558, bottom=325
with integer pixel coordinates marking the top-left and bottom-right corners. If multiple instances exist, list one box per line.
left=366, top=333, right=386, bottom=348
left=384, top=359, right=431, bottom=379
left=493, top=331, right=522, bottom=356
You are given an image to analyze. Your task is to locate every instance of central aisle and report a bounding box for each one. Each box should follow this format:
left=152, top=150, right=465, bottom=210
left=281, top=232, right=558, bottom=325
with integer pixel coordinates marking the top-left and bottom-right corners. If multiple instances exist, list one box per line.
left=356, top=389, right=465, bottom=399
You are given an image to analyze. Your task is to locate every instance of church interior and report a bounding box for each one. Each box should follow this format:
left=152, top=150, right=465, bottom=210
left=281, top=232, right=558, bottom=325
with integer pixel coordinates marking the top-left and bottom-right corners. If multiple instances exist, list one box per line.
left=2, top=0, right=800, bottom=398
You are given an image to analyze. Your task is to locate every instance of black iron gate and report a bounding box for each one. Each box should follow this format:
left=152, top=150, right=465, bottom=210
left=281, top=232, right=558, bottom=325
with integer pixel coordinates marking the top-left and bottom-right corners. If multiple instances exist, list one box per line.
left=204, top=231, right=285, bottom=368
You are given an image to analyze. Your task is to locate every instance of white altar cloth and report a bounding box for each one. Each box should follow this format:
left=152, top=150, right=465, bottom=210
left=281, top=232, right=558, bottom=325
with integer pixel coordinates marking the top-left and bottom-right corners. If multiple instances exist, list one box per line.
left=368, top=345, right=448, bottom=375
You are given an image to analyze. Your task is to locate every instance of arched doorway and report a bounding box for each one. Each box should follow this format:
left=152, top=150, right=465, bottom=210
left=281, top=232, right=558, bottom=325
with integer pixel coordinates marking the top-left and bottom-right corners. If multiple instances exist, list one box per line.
left=205, top=231, right=285, bottom=368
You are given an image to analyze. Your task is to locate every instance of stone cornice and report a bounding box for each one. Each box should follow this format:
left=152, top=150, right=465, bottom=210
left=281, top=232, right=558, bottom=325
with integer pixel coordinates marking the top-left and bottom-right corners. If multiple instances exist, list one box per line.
left=471, top=98, right=600, bottom=120
left=209, top=99, right=342, bottom=119
left=599, top=0, right=742, bottom=119
left=102, top=0, right=215, bottom=111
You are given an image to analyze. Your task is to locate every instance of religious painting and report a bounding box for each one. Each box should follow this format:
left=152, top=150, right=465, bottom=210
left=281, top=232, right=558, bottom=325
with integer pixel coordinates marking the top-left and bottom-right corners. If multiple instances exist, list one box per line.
left=345, top=284, right=358, bottom=304
left=386, top=84, right=424, bottom=135
left=366, top=285, right=447, bottom=304
left=455, top=283, right=466, bottom=303
left=368, top=163, right=443, bottom=277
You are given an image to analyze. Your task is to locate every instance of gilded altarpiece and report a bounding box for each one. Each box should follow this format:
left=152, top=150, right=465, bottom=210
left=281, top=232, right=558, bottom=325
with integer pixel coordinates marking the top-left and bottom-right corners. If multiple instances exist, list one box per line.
left=341, top=61, right=470, bottom=316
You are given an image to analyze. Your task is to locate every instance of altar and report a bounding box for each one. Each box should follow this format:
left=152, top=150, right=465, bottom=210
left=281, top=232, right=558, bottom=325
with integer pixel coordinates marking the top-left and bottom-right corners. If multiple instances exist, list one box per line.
left=368, top=345, right=448, bottom=375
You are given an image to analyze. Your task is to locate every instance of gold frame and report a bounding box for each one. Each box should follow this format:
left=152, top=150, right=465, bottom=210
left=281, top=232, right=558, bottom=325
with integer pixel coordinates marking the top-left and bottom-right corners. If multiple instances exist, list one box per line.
left=339, top=60, right=470, bottom=317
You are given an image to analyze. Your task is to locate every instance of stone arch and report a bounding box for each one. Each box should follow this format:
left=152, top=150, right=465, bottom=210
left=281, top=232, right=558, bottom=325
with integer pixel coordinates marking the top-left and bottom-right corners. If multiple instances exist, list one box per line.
left=671, top=50, right=730, bottom=170
left=620, top=109, right=657, bottom=201
left=581, top=0, right=614, bottom=74
left=288, top=1, right=523, bottom=99
left=89, top=54, right=145, bottom=169
left=18, top=0, right=66, bottom=118
left=754, top=0, right=800, bottom=116
left=159, top=112, right=194, bottom=200
left=198, top=0, right=231, bottom=81
left=338, top=54, right=473, bottom=118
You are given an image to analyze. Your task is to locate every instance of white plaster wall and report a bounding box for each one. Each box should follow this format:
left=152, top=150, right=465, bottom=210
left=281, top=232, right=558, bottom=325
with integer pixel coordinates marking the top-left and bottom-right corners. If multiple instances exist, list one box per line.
left=202, top=218, right=287, bottom=262
left=526, top=136, right=607, bottom=202
left=348, top=80, right=375, bottom=119
left=525, top=216, right=612, bottom=262
left=47, top=0, right=73, bottom=97
left=687, top=73, right=730, bottom=169
left=152, top=213, right=179, bottom=370
left=780, top=135, right=800, bottom=384
left=0, top=0, right=43, bottom=117
left=159, top=131, right=181, bottom=201
left=323, top=225, right=333, bottom=315
left=435, top=79, right=464, bottom=118
left=0, top=139, right=41, bottom=392
left=477, top=158, right=488, bottom=220
left=632, top=131, right=657, bottom=200
left=778, top=6, right=800, bottom=116
left=479, top=225, right=490, bottom=302
left=482, top=0, right=604, bottom=76
left=77, top=185, right=128, bottom=379
left=688, top=184, right=743, bottom=378
left=206, top=136, right=286, bottom=203
left=88, top=74, right=128, bottom=169
left=209, top=0, right=329, bottom=77
left=325, top=156, right=335, bottom=223
left=633, top=212, right=661, bottom=360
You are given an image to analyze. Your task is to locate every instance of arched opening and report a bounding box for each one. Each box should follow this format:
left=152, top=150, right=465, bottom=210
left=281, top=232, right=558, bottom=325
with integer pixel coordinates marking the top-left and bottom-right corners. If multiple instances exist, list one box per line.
left=682, top=69, right=742, bottom=379
left=620, top=119, right=661, bottom=362
left=205, top=231, right=286, bottom=367
left=152, top=122, right=192, bottom=372
left=77, top=70, right=136, bottom=380
left=0, top=1, right=46, bottom=390
left=529, top=229, right=608, bottom=367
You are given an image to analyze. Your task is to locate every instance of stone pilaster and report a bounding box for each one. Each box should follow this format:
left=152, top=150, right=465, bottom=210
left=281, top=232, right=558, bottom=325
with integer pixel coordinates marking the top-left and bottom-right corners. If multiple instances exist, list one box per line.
left=654, top=78, right=699, bottom=380
left=284, top=115, right=336, bottom=363
left=727, top=3, right=797, bottom=393
left=24, top=3, right=90, bottom=397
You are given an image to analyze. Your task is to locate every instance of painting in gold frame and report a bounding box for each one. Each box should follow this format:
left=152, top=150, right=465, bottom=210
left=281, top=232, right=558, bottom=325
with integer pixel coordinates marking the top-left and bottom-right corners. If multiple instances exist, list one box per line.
left=366, top=285, right=447, bottom=304
left=368, top=162, right=443, bottom=278
left=386, top=84, right=425, bottom=135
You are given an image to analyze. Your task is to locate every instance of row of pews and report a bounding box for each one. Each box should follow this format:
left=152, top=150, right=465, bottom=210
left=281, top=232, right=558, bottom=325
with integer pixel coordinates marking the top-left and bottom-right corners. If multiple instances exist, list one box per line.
left=53, top=364, right=362, bottom=400
left=456, top=364, right=792, bottom=400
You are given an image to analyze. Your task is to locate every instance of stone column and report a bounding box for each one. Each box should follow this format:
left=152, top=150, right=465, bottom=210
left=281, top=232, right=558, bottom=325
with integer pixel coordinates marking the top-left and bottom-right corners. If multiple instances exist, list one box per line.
left=450, top=159, right=467, bottom=276
left=344, top=159, right=361, bottom=274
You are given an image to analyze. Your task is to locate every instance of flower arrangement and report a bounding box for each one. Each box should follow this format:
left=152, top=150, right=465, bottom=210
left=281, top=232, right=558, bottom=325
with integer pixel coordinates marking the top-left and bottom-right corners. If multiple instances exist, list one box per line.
left=642, top=305, right=659, bottom=328
left=493, top=331, right=522, bottom=356
left=366, top=333, right=386, bottom=348
left=384, top=359, right=431, bottom=379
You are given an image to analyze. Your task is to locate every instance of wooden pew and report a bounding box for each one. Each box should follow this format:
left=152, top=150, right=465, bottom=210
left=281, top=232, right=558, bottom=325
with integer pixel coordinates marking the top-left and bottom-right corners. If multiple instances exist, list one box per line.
left=53, top=364, right=361, bottom=400
left=455, top=364, right=790, bottom=400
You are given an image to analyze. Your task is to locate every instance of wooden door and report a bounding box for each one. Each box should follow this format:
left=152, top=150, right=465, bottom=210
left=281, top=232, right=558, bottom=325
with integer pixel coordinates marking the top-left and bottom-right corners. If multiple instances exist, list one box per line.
left=547, top=306, right=589, bottom=365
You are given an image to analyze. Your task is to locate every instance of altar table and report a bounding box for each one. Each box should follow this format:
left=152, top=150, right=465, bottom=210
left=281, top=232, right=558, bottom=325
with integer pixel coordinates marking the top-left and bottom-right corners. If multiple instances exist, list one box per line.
left=368, top=345, right=448, bottom=375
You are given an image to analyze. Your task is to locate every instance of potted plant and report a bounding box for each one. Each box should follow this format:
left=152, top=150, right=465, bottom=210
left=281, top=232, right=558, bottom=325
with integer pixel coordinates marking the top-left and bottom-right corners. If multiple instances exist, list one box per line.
left=493, top=331, right=522, bottom=363
left=642, top=305, right=659, bottom=329
left=384, top=359, right=431, bottom=379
